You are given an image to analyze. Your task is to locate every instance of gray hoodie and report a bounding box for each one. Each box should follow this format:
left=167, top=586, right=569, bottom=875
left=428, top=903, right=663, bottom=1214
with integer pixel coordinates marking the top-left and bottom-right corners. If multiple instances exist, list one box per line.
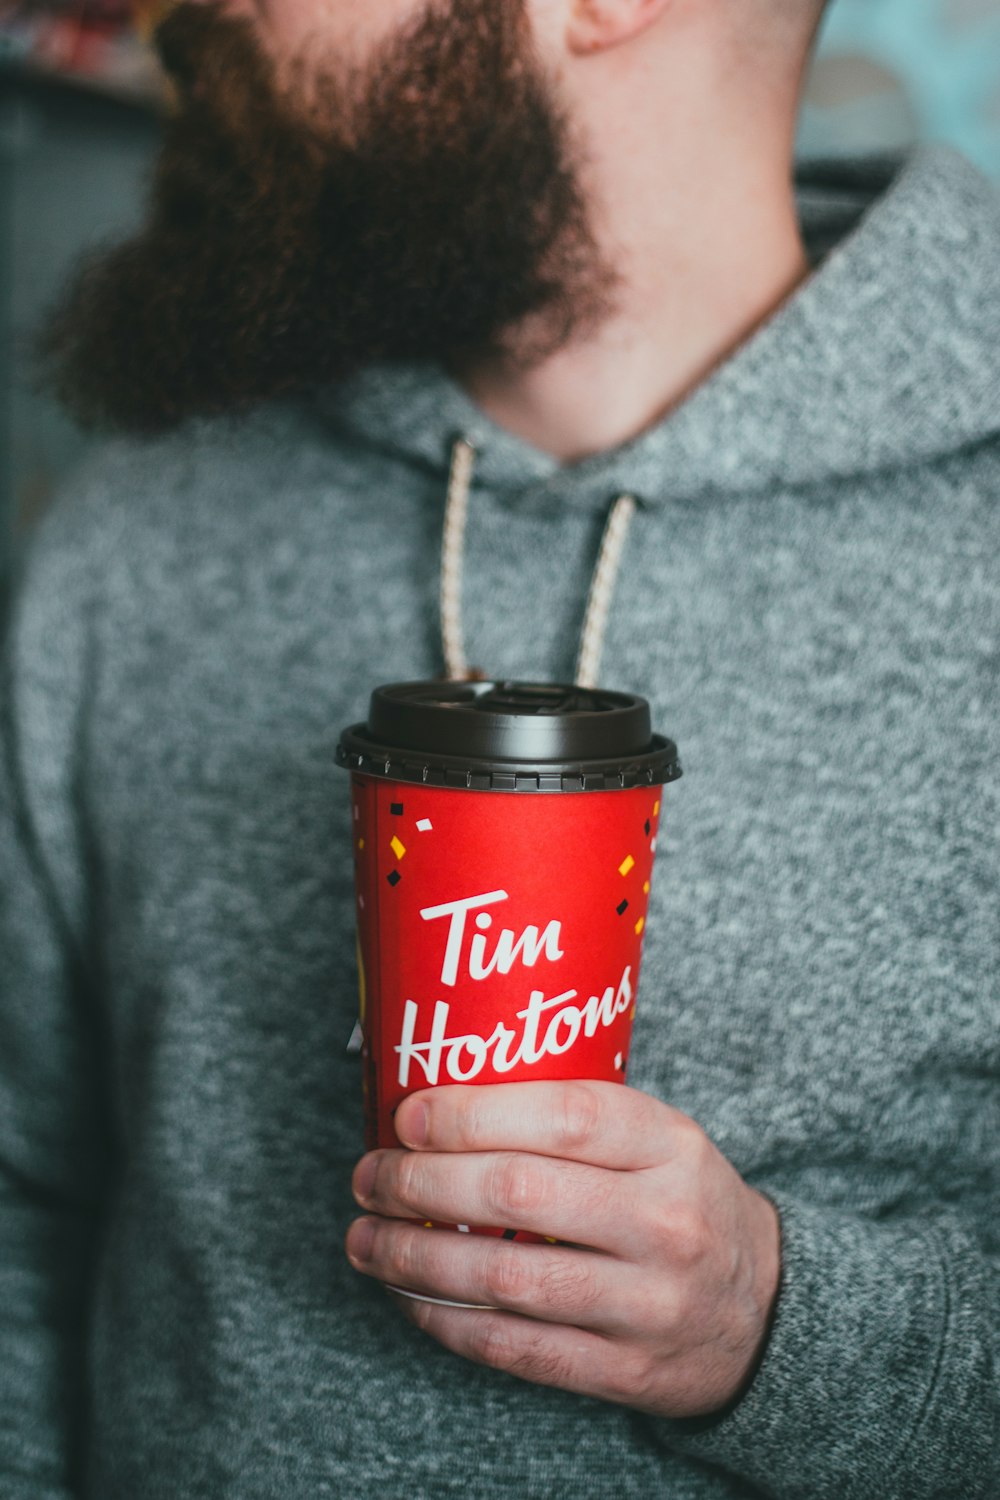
left=0, top=143, right=997, bottom=1500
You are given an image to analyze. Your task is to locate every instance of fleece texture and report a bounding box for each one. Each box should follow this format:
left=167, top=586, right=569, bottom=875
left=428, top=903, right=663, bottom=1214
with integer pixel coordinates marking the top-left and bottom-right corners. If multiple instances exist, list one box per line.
left=1, top=144, right=998, bottom=1498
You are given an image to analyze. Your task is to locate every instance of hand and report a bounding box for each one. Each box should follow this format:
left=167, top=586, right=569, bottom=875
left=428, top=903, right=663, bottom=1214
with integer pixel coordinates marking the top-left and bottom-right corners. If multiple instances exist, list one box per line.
left=345, top=1081, right=781, bottom=1418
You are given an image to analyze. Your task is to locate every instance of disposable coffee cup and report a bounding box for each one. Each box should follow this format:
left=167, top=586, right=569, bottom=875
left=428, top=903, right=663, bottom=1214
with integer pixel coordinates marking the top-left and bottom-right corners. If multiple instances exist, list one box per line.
left=336, top=679, right=681, bottom=1248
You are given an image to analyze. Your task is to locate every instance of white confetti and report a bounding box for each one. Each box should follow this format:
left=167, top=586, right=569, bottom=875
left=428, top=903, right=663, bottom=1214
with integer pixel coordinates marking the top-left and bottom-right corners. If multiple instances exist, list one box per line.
left=417, top=818, right=433, bottom=832
left=346, top=1019, right=364, bottom=1054
left=614, top=1052, right=623, bottom=1070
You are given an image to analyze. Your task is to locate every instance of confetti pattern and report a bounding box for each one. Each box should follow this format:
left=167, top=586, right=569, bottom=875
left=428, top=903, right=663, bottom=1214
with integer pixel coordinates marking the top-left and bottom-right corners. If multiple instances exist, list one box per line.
left=611, top=799, right=662, bottom=937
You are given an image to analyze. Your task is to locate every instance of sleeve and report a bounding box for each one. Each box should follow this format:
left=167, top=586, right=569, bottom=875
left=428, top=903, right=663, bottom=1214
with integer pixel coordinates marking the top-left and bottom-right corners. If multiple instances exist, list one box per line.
left=647, top=1192, right=1000, bottom=1500
left=0, top=506, right=115, bottom=1497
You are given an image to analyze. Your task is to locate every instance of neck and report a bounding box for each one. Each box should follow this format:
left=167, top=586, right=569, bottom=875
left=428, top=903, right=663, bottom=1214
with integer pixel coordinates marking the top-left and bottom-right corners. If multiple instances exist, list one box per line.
left=458, top=45, right=812, bottom=463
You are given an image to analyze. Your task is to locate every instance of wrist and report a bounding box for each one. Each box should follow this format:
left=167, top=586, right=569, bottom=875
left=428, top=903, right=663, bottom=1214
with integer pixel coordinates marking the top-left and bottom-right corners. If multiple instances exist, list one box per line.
left=725, top=1188, right=783, bottom=1412
left=699, top=1187, right=782, bottom=1420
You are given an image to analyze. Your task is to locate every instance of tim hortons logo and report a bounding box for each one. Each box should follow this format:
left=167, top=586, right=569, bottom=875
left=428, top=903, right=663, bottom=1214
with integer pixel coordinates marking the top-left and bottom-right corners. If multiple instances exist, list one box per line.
left=394, top=889, right=633, bottom=1086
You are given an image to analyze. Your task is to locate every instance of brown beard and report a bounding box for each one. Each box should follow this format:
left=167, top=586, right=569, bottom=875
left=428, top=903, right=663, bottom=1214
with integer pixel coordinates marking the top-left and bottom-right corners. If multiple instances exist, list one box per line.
left=31, top=0, right=613, bottom=436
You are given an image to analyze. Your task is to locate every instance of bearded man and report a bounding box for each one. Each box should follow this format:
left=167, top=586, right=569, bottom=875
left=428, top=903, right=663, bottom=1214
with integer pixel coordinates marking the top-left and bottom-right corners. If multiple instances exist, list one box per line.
left=2, top=0, right=998, bottom=1496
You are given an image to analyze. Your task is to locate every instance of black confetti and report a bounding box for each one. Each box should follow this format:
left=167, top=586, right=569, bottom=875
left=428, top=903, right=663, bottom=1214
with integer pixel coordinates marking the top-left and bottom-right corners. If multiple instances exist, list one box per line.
left=644, top=818, right=651, bottom=835
left=387, top=870, right=402, bottom=887
left=616, top=899, right=629, bottom=915
left=390, top=802, right=404, bottom=816
left=501, top=1229, right=518, bottom=1241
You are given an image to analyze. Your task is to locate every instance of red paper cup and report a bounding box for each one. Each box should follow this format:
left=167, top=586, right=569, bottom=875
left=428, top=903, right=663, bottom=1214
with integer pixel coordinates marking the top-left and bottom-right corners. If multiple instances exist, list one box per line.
left=337, top=680, right=681, bottom=1248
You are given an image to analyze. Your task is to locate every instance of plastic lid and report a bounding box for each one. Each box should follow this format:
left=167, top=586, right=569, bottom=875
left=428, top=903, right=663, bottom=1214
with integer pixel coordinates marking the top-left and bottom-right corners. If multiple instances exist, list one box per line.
left=336, top=679, right=682, bottom=793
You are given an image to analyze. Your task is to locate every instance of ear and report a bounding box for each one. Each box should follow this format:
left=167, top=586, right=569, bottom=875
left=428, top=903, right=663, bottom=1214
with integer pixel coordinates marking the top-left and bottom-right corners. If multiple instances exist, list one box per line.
left=566, top=0, right=673, bottom=55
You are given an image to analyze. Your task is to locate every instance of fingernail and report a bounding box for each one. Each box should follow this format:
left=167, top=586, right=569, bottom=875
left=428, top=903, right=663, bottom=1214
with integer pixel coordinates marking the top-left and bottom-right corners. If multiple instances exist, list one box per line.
left=347, top=1218, right=376, bottom=1263
left=397, top=1099, right=429, bottom=1147
left=354, top=1153, right=378, bottom=1204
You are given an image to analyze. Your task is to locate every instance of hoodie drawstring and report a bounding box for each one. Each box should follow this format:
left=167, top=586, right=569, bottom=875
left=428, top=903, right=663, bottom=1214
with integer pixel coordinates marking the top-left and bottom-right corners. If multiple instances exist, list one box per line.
left=440, top=437, right=478, bottom=683
left=575, top=492, right=638, bottom=689
left=440, top=435, right=637, bottom=690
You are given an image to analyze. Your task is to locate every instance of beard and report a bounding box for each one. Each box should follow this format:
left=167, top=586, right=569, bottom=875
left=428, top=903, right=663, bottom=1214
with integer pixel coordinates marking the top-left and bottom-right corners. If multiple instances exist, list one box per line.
left=32, top=0, right=613, bottom=436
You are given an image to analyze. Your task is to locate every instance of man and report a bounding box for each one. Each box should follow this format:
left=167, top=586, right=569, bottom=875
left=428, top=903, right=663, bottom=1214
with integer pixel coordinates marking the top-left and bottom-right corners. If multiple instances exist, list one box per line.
left=2, top=0, right=997, bottom=1495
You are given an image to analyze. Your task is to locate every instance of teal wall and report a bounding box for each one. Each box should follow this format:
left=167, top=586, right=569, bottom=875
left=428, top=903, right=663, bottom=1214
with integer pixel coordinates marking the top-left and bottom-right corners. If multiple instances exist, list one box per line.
left=800, top=0, right=1000, bottom=175
left=0, top=80, right=159, bottom=567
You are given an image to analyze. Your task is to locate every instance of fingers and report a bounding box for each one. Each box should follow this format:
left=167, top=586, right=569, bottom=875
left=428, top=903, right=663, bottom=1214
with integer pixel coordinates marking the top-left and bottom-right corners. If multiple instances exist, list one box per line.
left=352, top=1147, right=640, bottom=1256
left=394, top=1080, right=693, bottom=1171
left=346, top=1216, right=645, bottom=1335
left=386, top=1291, right=656, bottom=1411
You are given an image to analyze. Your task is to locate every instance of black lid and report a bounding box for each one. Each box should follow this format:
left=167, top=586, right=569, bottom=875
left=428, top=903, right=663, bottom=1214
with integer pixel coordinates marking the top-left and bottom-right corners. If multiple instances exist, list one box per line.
left=336, top=679, right=682, bottom=793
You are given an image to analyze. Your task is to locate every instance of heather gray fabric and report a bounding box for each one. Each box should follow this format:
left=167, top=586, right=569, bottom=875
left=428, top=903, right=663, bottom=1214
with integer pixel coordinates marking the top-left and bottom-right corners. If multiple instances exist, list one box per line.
left=1, top=143, right=998, bottom=1499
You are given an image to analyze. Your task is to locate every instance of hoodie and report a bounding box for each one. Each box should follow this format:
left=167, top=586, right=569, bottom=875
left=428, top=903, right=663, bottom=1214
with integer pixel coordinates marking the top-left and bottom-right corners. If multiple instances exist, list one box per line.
left=0, top=143, right=998, bottom=1500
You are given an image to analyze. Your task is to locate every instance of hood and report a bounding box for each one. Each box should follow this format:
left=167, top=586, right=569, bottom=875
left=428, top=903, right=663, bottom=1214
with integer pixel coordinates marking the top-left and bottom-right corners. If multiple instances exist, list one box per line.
left=314, top=143, right=1000, bottom=513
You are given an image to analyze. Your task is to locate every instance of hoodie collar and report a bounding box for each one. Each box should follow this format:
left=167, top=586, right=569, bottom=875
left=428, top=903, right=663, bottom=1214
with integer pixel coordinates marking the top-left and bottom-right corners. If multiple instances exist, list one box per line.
left=316, top=144, right=1000, bottom=512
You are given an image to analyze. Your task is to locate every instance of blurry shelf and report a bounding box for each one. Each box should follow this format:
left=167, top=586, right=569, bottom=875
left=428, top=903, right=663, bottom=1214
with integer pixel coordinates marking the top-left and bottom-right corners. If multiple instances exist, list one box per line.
left=0, top=54, right=166, bottom=113
left=0, top=18, right=167, bottom=114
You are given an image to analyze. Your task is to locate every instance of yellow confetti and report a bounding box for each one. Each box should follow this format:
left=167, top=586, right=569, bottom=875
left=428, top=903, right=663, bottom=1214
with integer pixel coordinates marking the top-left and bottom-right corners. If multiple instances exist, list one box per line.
left=643, top=881, right=650, bottom=894
left=653, top=800, right=660, bottom=815
left=390, top=835, right=406, bottom=860
left=634, top=916, right=645, bottom=936
left=619, top=854, right=635, bottom=877
left=423, top=1221, right=433, bottom=1229
left=629, top=1004, right=636, bottom=1020
left=357, top=837, right=365, bottom=850
left=544, top=1236, right=558, bottom=1244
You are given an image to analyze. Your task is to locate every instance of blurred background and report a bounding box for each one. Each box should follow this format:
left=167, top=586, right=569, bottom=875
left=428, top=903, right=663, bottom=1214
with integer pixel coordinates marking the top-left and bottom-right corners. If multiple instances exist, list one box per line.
left=1, top=0, right=999, bottom=583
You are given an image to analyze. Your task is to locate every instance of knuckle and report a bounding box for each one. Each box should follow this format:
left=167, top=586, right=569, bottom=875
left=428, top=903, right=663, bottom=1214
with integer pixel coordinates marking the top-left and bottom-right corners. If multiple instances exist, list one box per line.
left=642, top=1194, right=701, bottom=1264
left=452, top=1102, right=477, bottom=1153
left=468, top=1315, right=517, bottom=1371
left=677, top=1112, right=712, bottom=1167
left=508, top=1331, right=574, bottom=1388
left=538, top=1254, right=602, bottom=1317
left=457, top=1091, right=493, bottom=1151
left=604, top=1347, right=659, bottom=1407
left=651, top=1281, right=689, bottom=1341
left=487, top=1155, right=548, bottom=1221
left=482, top=1242, right=533, bottom=1305
left=470, top=1315, right=571, bottom=1388
left=554, top=1082, right=603, bottom=1156
left=664, top=1204, right=710, bottom=1270
left=394, top=1151, right=426, bottom=1212
left=391, top=1225, right=427, bottom=1284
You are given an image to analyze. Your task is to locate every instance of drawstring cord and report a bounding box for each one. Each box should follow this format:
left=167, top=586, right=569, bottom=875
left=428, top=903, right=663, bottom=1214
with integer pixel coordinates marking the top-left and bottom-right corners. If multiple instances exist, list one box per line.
left=575, top=492, right=638, bottom=689
left=440, top=435, right=637, bottom=690
left=440, top=437, right=477, bottom=683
